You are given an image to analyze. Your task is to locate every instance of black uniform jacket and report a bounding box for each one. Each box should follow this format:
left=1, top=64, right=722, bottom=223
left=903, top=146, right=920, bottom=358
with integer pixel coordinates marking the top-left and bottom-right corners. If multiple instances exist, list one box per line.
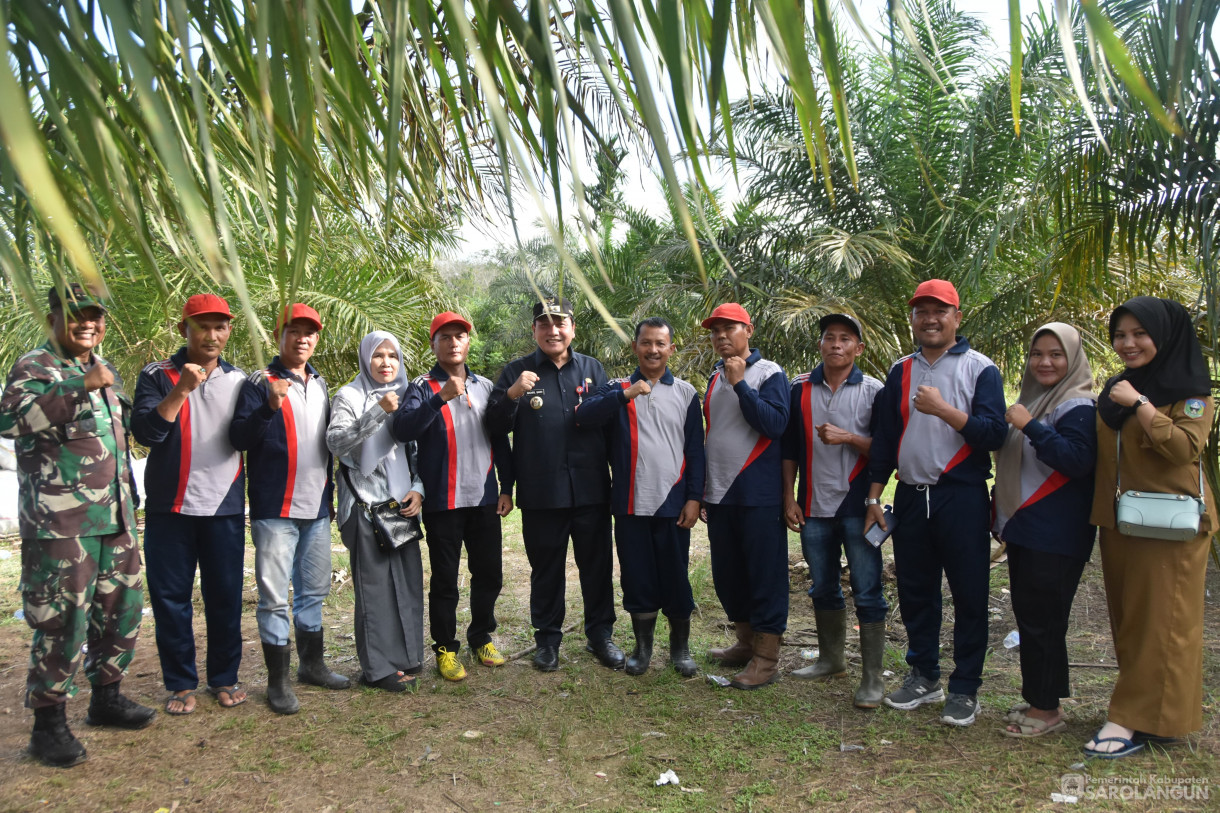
left=484, top=347, right=610, bottom=510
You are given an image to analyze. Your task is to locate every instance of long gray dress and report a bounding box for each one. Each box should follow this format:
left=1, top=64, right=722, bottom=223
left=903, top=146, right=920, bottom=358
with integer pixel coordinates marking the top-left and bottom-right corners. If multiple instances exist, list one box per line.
left=327, top=392, right=425, bottom=682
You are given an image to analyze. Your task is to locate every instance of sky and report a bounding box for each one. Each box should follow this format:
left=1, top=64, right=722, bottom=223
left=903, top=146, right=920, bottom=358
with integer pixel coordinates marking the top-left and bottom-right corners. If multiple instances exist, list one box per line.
left=451, top=0, right=1012, bottom=260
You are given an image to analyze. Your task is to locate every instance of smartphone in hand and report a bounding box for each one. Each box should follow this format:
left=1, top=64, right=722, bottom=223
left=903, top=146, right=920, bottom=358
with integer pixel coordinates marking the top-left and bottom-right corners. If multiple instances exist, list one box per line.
left=864, top=506, right=896, bottom=548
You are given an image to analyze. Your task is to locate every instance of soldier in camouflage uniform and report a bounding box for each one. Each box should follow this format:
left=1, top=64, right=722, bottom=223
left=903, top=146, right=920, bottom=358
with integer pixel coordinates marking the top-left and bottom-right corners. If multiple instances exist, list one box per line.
left=0, top=283, right=155, bottom=768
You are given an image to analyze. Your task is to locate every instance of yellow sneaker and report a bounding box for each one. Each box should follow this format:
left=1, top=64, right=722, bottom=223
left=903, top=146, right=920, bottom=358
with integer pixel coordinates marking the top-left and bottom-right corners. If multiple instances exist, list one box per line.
left=436, top=647, right=467, bottom=682
left=475, top=642, right=506, bottom=667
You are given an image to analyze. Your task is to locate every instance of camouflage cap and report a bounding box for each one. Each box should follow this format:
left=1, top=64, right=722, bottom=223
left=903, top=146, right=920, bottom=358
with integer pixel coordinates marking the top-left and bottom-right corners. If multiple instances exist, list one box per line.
left=48, top=283, right=107, bottom=314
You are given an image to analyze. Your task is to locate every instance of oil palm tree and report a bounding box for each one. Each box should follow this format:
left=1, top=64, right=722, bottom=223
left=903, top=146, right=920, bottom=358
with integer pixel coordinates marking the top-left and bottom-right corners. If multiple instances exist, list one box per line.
left=0, top=0, right=1186, bottom=357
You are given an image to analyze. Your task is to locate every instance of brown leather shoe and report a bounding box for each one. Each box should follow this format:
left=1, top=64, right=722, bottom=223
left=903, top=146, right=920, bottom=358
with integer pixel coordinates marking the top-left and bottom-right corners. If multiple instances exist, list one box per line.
left=729, top=632, right=781, bottom=690
left=707, top=621, right=753, bottom=667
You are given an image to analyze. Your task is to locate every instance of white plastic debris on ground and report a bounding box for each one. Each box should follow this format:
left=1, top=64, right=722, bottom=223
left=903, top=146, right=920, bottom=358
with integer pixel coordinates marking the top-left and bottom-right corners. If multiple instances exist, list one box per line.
left=655, top=770, right=680, bottom=786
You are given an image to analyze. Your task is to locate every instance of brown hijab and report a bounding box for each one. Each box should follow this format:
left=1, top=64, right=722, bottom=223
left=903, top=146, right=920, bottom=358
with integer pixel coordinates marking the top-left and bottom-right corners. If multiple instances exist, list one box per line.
left=994, top=323, right=1096, bottom=522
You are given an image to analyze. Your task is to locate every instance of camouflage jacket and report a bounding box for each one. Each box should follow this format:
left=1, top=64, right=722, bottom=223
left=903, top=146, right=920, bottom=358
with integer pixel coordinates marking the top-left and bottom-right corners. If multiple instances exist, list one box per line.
left=0, top=342, right=137, bottom=539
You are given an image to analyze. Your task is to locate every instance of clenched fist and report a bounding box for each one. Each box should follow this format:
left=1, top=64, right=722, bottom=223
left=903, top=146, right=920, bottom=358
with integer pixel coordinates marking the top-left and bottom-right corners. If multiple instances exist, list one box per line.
left=623, top=380, right=651, bottom=401
left=379, top=391, right=399, bottom=414
left=266, top=376, right=292, bottom=411
left=508, top=370, right=540, bottom=400
left=723, top=356, right=746, bottom=386
left=175, top=363, right=207, bottom=394
left=440, top=375, right=467, bottom=403
left=84, top=362, right=114, bottom=392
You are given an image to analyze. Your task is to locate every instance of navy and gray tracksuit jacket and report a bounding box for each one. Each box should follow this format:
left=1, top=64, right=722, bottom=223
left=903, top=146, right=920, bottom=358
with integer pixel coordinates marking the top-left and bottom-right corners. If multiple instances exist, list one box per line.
left=132, top=348, right=247, bottom=516
left=869, top=337, right=1007, bottom=488
left=992, top=399, right=1096, bottom=560
left=703, top=349, right=790, bottom=505
left=229, top=356, right=333, bottom=521
left=391, top=363, right=513, bottom=513
left=782, top=364, right=883, bottom=519
left=574, top=368, right=705, bottom=517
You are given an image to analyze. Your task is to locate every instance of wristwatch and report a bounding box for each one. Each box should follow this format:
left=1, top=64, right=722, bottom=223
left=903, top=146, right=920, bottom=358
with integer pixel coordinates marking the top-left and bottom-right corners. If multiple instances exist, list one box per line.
left=1134, top=395, right=1150, bottom=408
left=864, top=498, right=881, bottom=506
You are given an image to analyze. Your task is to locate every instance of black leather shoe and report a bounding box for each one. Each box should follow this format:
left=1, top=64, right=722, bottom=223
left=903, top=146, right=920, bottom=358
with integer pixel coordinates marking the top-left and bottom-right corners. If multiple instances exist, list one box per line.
left=533, top=645, right=559, bottom=672
left=585, top=638, right=625, bottom=670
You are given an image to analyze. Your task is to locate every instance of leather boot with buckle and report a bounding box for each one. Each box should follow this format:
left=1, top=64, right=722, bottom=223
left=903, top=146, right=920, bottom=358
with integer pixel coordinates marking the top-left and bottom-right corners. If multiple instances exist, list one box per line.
left=625, top=613, right=657, bottom=676
left=707, top=621, right=752, bottom=667
left=791, top=607, right=848, bottom=680
left=729, top=632, right=781, bottom=690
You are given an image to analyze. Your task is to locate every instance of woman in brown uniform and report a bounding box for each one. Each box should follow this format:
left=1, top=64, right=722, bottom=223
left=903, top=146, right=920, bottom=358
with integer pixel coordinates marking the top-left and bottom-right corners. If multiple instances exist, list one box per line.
left=1085, top=296, right=1215, bottom=758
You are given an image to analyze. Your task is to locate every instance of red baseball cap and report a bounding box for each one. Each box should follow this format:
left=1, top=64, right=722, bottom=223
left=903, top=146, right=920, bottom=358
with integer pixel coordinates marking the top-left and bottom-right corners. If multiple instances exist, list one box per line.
left=275, top=303, right=323, bottom=333
left=430, top=311, right=473, bottom=338
left=701, top=302, right=752, bottom=329
left=908, top=279, right=960, bottom=308
left=181, top=293, right=233, bottom=322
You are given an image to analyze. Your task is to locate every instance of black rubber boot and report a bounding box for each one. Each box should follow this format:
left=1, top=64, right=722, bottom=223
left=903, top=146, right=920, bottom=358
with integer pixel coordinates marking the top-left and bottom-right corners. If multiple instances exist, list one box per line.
left=84, top=681, right=156, bottom=730
left=668, top=617, right=698, bottom=677
left=262, top=642, right=300, bottom=715
left=29, top=704, right=87, bottom=768
left=625, top=613, right=657, bottom=676
left=854, top=621, right=887, bottom=709
left=295, top=628, right=351, bottom=689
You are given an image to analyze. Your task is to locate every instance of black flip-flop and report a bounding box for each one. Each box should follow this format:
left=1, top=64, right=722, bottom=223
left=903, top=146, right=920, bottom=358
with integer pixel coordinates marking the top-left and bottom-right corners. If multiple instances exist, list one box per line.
left=1083, top=732, right=1145, bottom=759
left=165, top=690, right=197, bottom=716
left=207, top=685, right=248, bottom=708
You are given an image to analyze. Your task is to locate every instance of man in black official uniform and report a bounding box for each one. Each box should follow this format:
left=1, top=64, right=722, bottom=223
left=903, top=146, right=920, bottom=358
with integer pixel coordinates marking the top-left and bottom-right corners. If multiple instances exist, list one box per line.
left=484, top=297, right=623, bottom=672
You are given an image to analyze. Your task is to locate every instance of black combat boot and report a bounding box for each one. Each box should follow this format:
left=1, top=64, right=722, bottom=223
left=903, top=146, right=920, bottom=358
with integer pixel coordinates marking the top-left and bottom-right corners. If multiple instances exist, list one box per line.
left=84, top=681, right=156, bottom=729
left=29, top=704, right=87, bottom=768
left=295, top=628, right=351, bottom=689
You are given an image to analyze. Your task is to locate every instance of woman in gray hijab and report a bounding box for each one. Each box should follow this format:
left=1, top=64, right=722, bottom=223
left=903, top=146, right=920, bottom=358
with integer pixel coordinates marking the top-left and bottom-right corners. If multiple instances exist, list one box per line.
left=327, top=331, right=425, bottom=691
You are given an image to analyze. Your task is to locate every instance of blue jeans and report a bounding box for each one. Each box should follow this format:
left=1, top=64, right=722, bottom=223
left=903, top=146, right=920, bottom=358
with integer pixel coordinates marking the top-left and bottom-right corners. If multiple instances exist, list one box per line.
left=251, top=517, right=333, bottom=646
left=800, top=515, right=888, bottom=624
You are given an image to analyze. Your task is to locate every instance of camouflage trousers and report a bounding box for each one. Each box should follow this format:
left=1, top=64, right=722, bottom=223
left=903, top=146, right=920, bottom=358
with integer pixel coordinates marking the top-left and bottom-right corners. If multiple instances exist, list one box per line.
left=19, top=530, right=144, bottom=708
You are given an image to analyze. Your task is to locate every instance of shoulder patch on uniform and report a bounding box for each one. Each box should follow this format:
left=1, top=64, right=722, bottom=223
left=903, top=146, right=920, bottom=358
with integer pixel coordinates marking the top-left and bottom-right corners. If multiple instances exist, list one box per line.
left=1185, top=398, right=1205, bottom=419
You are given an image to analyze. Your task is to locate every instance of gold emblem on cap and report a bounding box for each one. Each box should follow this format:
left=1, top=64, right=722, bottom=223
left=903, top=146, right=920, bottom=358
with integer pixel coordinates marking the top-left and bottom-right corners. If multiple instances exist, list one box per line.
left=530, top=396, right=543, bottom=410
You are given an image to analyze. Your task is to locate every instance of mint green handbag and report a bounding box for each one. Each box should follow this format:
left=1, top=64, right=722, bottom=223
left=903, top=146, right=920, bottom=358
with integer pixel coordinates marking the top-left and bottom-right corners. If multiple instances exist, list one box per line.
left=1114, top=433, right=1206, bottom=541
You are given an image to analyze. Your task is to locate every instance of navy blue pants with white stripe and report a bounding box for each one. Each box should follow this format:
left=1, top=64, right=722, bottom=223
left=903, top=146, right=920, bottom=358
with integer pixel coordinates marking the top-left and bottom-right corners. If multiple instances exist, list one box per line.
left=143, top=512, right=246, bottom=691
left=706, top=503, right=789, bottom=635
left=891, top=481, right=991, bottom=696
left=613, top=514, right=695, bottom=618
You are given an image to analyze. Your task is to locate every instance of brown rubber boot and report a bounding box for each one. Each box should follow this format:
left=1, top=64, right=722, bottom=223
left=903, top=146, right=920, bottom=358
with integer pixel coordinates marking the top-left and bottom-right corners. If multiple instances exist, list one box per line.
left=707, top=621, right=753, bottom=667
left=729, top=632, right=781, bottom=690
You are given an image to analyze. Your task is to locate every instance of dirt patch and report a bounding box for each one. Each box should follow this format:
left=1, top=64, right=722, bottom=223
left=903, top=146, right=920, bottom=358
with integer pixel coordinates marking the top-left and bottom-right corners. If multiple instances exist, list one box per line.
left=0, top=524, right=1216, bottom=812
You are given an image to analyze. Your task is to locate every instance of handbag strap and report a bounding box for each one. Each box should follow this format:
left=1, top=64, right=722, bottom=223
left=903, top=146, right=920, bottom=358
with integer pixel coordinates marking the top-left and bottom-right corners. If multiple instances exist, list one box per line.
left=1116, top=428, right=1204, bottom=499
left=338, top=462, right=372, bottom=512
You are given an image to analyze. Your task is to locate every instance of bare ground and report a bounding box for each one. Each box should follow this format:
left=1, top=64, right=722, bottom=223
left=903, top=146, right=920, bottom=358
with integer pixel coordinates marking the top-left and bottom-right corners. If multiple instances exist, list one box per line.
left=0, top=520, right=1216, bottom=813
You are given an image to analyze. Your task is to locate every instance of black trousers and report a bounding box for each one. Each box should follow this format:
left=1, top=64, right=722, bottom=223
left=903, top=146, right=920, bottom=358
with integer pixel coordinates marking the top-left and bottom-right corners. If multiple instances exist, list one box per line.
left=1007, top=542, right=1088, bottom=710
left=614, top=514, right=694, bottom=618
left=422, top=505, right=503, bottom=654
left=520, top=504, right=616, bottom=647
